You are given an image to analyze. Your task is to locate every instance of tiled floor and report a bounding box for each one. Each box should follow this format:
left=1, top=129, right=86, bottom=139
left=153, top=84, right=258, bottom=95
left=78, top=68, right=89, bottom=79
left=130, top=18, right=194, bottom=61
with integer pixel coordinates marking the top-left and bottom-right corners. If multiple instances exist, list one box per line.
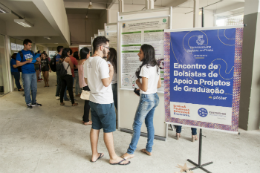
left=0, top=73, right=260, bottom=173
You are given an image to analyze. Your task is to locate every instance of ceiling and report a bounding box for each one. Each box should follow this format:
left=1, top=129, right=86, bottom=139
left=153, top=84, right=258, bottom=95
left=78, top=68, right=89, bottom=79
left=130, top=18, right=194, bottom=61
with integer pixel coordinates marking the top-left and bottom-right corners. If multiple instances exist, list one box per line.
left=66, top=8, right=105, bottom=15
left=0, top=0, right=70, bottom=47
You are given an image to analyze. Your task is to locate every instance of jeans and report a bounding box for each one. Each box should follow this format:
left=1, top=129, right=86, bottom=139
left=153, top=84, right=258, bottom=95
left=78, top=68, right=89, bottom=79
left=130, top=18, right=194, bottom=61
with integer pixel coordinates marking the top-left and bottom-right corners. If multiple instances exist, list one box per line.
left=56, top=74, right=68, bottom=100
left=22, top=73, right=37, bottom=105
left=74, top=71, right=81, bottom=95
left=60, top=75, right=74, bottom=104
left=112, top=83, right=117, bottom=110
left=82, top=86, right=90, bottom=122
left=127, top=93, right=159, bottom=154
left=175, top=126, right=197, bottom=135
left=11, top=72, right=22, bottom=90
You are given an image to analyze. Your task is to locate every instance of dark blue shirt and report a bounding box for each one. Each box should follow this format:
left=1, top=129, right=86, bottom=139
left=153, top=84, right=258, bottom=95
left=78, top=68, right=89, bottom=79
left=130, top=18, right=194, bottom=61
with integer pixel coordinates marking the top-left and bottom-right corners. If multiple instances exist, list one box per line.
left=16, top=50, right=40, bottom=74
left=56, top=54, right=61, bottom=62
left=10, top=59, right=19, bottom=73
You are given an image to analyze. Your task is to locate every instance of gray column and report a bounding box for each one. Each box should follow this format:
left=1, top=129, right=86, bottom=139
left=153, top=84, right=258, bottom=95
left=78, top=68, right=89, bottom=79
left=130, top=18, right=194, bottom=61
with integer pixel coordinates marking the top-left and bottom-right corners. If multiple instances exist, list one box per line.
left=239, top=0, right=260, bottom=130
left=193, top=0, right=200, bottom=27
left=118, top=0, right=124, bottom=12
left=149, top=0, right=154, bottom=9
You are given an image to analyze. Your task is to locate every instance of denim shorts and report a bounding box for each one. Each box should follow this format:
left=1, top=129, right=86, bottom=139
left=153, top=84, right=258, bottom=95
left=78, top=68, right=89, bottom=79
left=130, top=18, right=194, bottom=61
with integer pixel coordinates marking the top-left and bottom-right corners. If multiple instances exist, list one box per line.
left=89, top=101, right=116, bottom=133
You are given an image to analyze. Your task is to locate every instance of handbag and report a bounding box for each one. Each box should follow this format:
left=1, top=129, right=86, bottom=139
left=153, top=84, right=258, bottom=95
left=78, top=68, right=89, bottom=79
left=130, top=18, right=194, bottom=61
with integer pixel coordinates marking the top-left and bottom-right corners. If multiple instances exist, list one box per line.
left=80, top=90, right=90, bottom=100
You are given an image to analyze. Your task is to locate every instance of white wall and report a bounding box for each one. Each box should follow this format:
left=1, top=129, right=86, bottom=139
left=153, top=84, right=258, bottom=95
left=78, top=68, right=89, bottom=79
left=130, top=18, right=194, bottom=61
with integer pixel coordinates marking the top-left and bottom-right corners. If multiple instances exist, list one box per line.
left=67, top=11, right=107, bottom=45
left=108, top=5, right=215, bottom=29
left=0, top=19, right=6, bottom=35
left=172, top=8, right=214, bottom=29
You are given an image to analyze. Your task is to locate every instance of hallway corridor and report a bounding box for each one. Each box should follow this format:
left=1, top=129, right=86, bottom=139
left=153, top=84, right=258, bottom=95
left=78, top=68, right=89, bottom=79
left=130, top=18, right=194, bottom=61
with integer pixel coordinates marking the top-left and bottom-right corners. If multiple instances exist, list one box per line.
left=0, top=73, right=260, bottom=173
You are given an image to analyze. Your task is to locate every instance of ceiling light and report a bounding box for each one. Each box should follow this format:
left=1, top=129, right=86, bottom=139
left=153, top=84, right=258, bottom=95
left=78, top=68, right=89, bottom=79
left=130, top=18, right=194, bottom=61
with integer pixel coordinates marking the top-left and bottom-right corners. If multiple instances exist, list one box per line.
left=44, top=37, right=51, bottom=40
left=14, top=19, right=33, bottom=27
left=0, top=4, right=11, bottom=14
left=88, top=1, right=92, bottom=9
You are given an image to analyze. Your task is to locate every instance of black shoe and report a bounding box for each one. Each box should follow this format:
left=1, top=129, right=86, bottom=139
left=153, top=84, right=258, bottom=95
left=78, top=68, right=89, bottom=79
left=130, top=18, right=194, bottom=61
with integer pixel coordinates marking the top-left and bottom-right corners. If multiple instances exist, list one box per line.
left=32, top=102, right=42, bottom=106
left=27, top=103, right=33, bottom=109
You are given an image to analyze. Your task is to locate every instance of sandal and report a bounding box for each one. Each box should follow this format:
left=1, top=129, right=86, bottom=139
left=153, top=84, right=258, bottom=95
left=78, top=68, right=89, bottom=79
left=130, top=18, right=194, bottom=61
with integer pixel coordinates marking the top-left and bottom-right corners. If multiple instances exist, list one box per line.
left=141, top=149, right=152, bottom=156
left=60, top=102, right=65, bottom=106
left=83, top=121, right=92, bottom=125
left=110, top=158, right=131, bottom=166
left=72, top=103, right=78, bottom=106
left=90, top=153, right=104, bottom=163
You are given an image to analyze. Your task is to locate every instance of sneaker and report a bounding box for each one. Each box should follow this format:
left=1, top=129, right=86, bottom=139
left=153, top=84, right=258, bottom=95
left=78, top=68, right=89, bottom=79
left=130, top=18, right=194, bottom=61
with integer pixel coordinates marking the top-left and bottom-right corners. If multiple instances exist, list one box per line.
left=32, top=102, right=42, bottom=106
left=27, top=103, right=33, bottom=109
left=56, top=96, right=60, bottom=100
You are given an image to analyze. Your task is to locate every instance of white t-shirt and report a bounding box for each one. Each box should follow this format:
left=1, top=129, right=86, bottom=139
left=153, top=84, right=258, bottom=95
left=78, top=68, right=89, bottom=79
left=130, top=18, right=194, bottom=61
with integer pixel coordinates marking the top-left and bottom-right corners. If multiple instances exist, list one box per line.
left=107, top=61, right=117, bottom=84
left=83, top=56, right=113, bottom=104
left=139, top=65, right=159, bottom=94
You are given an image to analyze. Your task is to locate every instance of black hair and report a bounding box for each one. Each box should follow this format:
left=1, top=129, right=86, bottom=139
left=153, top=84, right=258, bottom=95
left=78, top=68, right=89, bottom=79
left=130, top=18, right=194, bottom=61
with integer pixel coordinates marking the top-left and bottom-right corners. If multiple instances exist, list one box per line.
left=80, top=47, right=90, bottom=60
left=73, top=51, right=79, bottom=60
left=41, top=53, right=47, bottom=58
left=57, top=46, right=63, bottom=53
left=93, top=36, right=109, bottom=53
left=37, top=50, right=41, bottom=53
left=23, top=39, right=32, bottom=45
left=69, top=48, right=73, bottom=56
left=11, top=53, right=17, bottom=60
left=61, top=48, right=70, bottom=59
left=107, top=48, right=117, bottom=73
left=135, top=44, right=158, bottom=79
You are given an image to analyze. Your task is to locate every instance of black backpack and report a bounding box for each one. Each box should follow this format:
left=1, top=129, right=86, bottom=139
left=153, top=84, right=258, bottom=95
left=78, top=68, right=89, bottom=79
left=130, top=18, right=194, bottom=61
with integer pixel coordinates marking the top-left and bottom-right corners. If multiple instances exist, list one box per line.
left=50, top=55, right=57, bottom=72
left=18, top=51, right=34, bottom=72
left=56, top=59, right=69, bottom=77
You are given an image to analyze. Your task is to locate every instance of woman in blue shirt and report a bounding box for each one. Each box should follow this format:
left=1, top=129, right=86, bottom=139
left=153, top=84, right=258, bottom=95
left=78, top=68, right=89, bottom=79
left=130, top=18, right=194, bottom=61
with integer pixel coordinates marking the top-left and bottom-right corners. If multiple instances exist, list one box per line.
left=10, top=53, right=23, bottom=91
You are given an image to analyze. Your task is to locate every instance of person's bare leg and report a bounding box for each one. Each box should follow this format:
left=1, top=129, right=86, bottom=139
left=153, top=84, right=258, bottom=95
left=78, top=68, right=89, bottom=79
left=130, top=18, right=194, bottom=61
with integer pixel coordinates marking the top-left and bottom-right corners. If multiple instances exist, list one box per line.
left=46, top=72, right=49, bottom=86
left=43, top=72, right=47, bottom=86
left=90, top=128, right=102, bottom=161
left=104, top=132, right=130, bottom=164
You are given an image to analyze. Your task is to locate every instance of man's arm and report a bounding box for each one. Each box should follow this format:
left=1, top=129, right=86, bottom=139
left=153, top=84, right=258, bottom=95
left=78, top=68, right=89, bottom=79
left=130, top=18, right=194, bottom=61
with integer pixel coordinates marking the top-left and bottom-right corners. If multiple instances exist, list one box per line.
left=16, top=60, right=31, bottom=66
left=101, top=64, right=114, bottom=87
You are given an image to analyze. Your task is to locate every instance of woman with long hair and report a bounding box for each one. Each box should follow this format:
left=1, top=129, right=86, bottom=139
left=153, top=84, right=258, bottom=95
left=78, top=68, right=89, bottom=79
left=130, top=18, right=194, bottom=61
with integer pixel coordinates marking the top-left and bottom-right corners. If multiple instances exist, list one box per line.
left=10, top=53, right=24, bottom=91
left=122, top=44, right=161, bottom=160
left=59, top=48, right=78, bottom=106
left=107, top=48, right=118, bottom=110
left=79, top=47, right=92, bottom=125
left=40, top=53, right=51, bottom=87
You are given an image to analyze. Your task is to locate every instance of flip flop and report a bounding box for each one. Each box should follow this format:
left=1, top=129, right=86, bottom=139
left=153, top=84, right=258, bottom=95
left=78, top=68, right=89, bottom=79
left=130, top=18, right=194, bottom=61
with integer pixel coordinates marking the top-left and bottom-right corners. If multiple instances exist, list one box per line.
left=90, top=153, right=104, bottom=163
left=110, top=158, right=131, bottom=166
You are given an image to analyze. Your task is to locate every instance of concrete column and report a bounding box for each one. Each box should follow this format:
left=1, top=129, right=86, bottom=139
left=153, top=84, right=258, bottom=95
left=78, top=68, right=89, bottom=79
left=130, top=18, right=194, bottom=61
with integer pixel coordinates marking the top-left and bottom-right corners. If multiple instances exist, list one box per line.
left=145, top=0, right=150, bottom=10
left=149, top=0, right=154, bottom=9
left=118, top=0, right=124, bottom=12
left=239, top=0, right=260, bottom=130
left=193, top=0, right=200, bottom=27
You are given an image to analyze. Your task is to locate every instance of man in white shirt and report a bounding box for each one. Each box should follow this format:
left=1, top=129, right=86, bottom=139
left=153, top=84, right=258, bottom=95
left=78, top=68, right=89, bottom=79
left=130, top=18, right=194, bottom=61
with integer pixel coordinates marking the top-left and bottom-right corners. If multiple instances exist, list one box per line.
left=84, top=36, right=130, bottom=165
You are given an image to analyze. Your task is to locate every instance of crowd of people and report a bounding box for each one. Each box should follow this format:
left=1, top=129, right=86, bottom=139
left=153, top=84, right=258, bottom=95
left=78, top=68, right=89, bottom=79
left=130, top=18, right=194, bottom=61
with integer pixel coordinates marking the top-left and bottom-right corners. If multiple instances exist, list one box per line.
left=10, top=37, right=197, bottom=166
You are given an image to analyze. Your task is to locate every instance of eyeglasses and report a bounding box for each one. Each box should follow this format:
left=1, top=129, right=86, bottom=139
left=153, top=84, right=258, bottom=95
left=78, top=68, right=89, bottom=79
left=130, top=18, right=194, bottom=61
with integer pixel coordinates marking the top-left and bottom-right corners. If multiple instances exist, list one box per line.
left=103, top=46, right=110, bottom=50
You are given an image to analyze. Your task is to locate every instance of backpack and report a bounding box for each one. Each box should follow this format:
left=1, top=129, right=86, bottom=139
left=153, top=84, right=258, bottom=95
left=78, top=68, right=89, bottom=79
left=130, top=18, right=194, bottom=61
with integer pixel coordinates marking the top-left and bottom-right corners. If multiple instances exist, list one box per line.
left=18, top=50, right=34, bottom=72
left=56, top=59, right=69, bottom=77
left=50, top=55, right=57, bottom=72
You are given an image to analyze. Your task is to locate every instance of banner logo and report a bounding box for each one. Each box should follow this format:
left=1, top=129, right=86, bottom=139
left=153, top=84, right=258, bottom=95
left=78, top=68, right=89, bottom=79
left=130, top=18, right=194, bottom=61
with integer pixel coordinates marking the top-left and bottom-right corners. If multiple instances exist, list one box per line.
left=196, top=35, right=205, bottom=45
left=198, top=108, right=208, bottom=117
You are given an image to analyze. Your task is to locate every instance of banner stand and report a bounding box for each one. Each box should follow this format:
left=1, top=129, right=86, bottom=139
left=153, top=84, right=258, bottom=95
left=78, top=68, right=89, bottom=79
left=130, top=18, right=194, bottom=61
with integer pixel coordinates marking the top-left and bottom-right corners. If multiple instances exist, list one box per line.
left=186, top=8, right=213, bottom=173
